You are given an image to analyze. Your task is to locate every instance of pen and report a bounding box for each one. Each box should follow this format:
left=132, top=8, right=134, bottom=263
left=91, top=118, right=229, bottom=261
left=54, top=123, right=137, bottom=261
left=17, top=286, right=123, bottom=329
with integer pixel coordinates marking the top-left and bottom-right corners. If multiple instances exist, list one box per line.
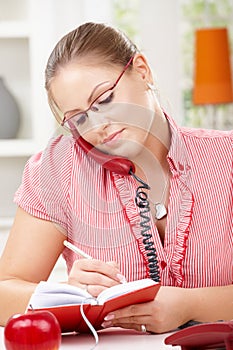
left=63, top=240, right=93, bottom=259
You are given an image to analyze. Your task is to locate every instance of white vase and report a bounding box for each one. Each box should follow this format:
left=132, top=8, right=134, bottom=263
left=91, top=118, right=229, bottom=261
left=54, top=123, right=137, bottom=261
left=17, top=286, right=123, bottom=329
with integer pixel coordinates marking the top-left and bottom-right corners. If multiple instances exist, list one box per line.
left=0, top=77, right=20, bottom=139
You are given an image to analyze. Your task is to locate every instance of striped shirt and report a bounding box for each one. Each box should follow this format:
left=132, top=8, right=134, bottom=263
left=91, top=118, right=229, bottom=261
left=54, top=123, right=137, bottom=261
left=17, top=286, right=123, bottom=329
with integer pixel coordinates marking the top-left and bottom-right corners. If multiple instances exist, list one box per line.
left=14, top=115, right=233, bottom=288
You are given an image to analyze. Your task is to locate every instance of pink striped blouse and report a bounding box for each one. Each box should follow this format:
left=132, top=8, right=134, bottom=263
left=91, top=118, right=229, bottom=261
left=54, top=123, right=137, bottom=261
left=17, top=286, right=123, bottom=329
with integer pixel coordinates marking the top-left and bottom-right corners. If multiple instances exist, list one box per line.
left=14, top=115, right=233, bottom=288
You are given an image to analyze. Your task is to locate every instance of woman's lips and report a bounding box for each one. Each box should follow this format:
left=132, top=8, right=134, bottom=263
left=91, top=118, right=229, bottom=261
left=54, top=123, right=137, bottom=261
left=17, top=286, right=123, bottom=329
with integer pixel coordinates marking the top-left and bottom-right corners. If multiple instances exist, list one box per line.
left=102, top=129, right=124, bottom=145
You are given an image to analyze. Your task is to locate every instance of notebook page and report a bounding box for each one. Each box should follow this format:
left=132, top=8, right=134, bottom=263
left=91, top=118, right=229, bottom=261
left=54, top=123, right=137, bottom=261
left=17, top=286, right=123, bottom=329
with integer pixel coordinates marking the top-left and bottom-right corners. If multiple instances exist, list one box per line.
left=97, top=278, right=156, bottom=304
left=28, top=281, right=94, bottom=308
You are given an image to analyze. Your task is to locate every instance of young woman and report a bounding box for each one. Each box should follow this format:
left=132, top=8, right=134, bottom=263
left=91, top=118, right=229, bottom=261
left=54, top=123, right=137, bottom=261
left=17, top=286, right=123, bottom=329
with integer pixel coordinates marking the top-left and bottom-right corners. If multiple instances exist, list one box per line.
left=0, top=22, right=232, bottom=334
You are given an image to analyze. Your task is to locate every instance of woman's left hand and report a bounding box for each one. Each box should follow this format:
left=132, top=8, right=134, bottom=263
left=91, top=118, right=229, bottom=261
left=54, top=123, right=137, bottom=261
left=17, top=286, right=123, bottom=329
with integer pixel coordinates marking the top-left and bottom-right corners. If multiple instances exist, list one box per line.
left=101, top=286, right=194, bottom=334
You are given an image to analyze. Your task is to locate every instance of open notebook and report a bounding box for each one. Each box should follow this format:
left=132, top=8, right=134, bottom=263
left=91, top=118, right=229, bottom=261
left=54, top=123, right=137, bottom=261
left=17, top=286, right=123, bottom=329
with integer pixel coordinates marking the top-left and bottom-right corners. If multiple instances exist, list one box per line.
left=27, top=278, right=160, bottom=333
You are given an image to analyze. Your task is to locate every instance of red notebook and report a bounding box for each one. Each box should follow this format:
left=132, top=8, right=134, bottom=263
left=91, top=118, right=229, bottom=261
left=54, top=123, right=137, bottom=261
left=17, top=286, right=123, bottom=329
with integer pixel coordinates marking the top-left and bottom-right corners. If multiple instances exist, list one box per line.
left=27, top=279, right=160, bottom=333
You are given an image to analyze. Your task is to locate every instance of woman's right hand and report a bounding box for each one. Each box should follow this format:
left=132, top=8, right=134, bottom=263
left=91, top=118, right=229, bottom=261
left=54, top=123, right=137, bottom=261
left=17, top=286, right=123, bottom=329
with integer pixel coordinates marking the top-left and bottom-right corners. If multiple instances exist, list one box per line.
left=68, top=259, right=126, bottom=297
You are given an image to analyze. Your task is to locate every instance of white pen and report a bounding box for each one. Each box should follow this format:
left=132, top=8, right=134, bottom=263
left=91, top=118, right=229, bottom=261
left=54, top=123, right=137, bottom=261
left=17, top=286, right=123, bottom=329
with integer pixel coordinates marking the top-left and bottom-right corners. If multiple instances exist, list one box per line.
left=63, top=240, right=93, bottom=259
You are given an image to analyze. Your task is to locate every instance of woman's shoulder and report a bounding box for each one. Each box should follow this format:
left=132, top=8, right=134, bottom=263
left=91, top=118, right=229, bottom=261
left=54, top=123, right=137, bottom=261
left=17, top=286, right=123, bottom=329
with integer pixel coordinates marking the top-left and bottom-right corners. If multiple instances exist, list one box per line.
left=20, top=134, right=86, bottom=189
left=15, top=134, right=84, bottom=207
left=28, top=134, right=80, bottom=170
left=43, top=133, right=76, bottom=159
left=179, top=125, right=233, bottom=141
left=14, top=134, right=81, bottom=227
left=26, top=134, right=102, bottom=182
left=169, top=124, right=233, bottom=166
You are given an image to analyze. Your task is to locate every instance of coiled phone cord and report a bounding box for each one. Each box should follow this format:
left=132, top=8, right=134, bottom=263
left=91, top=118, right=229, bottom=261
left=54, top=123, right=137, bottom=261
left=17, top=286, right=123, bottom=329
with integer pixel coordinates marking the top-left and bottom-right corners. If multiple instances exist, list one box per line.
left=129, top=170, right=160, bottom=283
left=130, top=170, right=199, bottom=329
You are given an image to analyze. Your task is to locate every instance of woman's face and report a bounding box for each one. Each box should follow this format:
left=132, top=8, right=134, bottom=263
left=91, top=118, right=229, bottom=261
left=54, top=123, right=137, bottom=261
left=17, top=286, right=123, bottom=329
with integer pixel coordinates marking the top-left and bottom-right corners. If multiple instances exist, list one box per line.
left=51, top=55, right=159, bottom=159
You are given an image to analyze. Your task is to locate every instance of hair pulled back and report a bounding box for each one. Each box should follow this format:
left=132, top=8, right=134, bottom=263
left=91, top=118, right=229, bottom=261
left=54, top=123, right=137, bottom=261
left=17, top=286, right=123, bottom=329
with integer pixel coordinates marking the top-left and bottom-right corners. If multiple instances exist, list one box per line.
left=45, top=22, right=138, bottom=92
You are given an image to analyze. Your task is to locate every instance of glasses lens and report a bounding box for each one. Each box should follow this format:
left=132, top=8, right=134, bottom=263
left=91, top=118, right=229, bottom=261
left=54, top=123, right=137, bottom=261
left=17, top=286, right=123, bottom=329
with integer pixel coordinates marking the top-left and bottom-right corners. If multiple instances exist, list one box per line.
left=64, top=112, right=88, bottom=130
left=64, top=87, right=115, bottom=131
left=91, top=89, right=114, bottom=112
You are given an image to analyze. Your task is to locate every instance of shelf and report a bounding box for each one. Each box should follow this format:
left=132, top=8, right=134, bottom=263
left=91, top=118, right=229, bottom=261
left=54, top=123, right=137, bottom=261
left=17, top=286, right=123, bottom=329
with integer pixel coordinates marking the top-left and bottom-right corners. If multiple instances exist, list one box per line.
left=0, top=21, right=30, bottom=38
left=0, top=217, right=13, bottom=230
left=0, top=139, right=39, bottom=157
left=0, top=0, right=69, bottom=228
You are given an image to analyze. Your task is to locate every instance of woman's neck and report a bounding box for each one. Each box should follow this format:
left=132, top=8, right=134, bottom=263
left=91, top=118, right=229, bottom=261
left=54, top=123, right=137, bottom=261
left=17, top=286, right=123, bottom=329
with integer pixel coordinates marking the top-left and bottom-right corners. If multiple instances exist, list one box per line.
left=133, top=110, right=170, bottom=173
left=132, top=110, right=171, bottom=201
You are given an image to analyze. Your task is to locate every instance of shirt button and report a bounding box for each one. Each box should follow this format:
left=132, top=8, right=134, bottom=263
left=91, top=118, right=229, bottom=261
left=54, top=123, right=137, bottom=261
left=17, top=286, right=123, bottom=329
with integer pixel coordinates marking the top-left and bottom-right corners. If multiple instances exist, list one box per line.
left=178, top=162, right=184, bottom=171
left=161, top=261, right=167, bottom=269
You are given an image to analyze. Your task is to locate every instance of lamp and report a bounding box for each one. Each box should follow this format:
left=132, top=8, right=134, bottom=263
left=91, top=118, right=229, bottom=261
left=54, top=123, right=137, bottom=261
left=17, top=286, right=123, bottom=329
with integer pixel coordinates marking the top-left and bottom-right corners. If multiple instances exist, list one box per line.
left=193, top=27, right=233, bottom=128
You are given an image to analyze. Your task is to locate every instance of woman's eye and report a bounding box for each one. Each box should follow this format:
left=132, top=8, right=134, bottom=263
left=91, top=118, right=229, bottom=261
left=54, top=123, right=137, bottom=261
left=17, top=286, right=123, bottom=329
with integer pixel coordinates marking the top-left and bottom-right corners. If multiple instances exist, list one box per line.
left=98, top=91, right=114, bottom=105
left=73, top=112, right=88, bottom=126
left=90, top=91, right=114, bottom=112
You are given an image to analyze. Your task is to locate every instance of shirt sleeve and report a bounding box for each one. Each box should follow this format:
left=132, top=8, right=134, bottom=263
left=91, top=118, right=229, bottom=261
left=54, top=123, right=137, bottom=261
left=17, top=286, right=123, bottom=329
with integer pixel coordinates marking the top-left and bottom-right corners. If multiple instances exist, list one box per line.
left=14, top=135, right=75, bottom=232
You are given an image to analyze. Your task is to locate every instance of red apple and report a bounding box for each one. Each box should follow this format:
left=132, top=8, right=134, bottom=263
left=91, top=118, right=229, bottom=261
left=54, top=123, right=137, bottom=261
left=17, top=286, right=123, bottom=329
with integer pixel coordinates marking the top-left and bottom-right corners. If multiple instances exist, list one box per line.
left=4, top=310, right=61, bottom=350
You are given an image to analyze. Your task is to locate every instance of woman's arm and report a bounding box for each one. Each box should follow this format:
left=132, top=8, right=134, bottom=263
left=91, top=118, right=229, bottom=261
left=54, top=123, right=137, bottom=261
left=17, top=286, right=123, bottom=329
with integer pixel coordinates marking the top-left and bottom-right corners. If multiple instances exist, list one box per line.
left=0, top=207, right=125, bottom=326
left=190, top=284, right=233, bottom=321
left=0, top=207, right=65, bottom=326
left=101, top=284, right=233, bottom=333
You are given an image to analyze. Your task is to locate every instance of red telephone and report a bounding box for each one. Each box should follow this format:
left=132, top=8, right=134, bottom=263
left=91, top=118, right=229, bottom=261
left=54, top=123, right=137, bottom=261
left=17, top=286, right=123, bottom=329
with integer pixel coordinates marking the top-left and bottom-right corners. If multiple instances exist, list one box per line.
left=76, top=134, right=135, bottom=175
left=164, top=321, right=233, bottom=350
left=71, top=126, right=135, bottom=175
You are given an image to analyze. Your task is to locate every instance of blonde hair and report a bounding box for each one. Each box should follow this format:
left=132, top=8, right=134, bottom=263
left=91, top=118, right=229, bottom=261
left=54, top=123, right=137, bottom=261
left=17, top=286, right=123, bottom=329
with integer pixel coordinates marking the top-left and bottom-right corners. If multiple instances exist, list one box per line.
left=45, top=22, right=138, bottom=90
left=45, top=22, right=138, bottom=122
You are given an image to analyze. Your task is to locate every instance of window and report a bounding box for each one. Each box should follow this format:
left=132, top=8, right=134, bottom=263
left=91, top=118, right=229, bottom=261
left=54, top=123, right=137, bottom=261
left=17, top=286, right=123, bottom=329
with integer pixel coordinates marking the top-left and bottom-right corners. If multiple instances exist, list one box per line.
left=180, top=0, right=233, bottom=129
left=113, top=0, right=140, bottom=44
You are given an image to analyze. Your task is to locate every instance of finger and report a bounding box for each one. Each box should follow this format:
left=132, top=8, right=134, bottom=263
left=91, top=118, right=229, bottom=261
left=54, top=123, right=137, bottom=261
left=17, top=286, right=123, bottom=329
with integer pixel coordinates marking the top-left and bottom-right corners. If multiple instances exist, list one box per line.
left=68, top=259, right=125, bottom=293
left=68, top=269, right=120, bottom=290
left=84, top=284, right=108, bottom=298
left=106, top=261, right=127, bottom=282
left=68, top=275, right=118, bottom=297
left=77, top=259, right=123, bottom=282
left=106, top=261, right=120, bottom=269
left=103, top=304, right=151, bottom=329
left=113, top=322, right=145, bottom=332
left=106, top=302, right=153, bottom=320
left=81, top=270, right=121, bottom=288
left=102, top=321, right=150, bottom=333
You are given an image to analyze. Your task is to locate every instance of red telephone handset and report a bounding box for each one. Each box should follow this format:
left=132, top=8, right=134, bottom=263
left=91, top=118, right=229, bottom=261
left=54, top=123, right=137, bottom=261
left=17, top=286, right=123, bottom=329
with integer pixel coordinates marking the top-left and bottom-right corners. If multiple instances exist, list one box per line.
left=73, top=128, right=135, bottom=175
left=164, top=321, right=233, bottom=350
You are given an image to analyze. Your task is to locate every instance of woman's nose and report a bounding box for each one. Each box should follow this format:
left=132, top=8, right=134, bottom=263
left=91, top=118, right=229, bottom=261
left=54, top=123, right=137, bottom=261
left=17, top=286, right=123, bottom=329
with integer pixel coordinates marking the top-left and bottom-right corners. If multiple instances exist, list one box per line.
left=86, top=110, right=110, bottom=131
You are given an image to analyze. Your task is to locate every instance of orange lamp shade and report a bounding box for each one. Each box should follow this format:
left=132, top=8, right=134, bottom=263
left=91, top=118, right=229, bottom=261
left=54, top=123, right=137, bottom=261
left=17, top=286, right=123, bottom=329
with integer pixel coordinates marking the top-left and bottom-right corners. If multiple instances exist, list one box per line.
left=193, top=27, right=233, bottom=105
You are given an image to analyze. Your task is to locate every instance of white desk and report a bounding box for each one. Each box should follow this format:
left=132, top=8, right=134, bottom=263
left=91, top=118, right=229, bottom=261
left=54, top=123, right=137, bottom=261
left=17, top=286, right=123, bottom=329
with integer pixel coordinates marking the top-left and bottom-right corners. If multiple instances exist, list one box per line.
left=1, top=326, right=180, bottom=349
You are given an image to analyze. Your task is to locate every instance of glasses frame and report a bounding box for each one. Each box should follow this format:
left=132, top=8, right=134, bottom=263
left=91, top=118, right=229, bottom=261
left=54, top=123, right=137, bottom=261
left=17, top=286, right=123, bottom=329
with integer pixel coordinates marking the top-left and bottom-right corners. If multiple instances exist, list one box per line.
left=61, top=55, right=135, bottom=127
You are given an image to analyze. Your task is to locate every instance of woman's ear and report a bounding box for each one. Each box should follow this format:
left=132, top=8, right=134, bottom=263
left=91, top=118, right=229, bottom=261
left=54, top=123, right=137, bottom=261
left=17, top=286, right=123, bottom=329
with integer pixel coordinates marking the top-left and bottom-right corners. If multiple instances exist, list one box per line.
left=132, top=53, right=153, bottom=84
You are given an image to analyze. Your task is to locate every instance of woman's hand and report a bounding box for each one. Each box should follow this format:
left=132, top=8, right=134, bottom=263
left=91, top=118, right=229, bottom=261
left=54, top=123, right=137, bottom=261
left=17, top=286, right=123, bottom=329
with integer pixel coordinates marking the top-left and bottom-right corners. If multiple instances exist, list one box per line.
left=101, top=283, right=233, bottom=333
left=68, top=259, right=126, bottom=297
left=101, top=286, right=194, bottom=334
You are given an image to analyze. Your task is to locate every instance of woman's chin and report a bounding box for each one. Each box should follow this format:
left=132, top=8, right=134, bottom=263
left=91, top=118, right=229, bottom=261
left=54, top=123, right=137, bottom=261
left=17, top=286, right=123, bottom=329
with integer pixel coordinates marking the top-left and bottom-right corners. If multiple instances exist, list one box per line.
left=98, top=142, right=144, bottom=160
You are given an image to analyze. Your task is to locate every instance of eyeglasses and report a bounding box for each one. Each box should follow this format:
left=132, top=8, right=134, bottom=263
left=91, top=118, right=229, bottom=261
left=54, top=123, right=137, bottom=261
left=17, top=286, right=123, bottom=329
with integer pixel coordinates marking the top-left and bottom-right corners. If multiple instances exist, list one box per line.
left=61, top=55, right=134, bottom=131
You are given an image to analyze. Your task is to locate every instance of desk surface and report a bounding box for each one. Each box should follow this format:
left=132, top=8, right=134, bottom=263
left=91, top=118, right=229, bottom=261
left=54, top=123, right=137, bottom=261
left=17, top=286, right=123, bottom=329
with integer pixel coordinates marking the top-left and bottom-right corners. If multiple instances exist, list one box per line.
left=1, top=326, right=180, bottom=349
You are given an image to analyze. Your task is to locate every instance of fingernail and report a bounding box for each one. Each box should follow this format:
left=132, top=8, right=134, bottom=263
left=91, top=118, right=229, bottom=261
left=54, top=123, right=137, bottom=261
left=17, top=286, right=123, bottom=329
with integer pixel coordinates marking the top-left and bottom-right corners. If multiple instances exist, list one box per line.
left=101, top=321, right=112, bottom=328
left=104, top=314, right=115, bottom=321
left=117, top=273, right=127, bottom=284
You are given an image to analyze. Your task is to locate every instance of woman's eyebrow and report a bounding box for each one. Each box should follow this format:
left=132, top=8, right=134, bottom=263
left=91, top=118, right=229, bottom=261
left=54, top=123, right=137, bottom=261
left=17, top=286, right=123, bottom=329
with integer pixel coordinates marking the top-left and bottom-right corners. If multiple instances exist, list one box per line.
left=64, top=80, right=110, bottom=118
left=87, top=81, right=109, bottom=104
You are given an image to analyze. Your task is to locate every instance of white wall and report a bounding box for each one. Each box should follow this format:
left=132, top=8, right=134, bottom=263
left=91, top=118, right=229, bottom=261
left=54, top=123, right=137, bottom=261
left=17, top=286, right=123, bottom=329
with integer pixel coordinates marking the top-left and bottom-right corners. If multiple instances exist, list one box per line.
left=139, top=0, right=183, bottom=122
